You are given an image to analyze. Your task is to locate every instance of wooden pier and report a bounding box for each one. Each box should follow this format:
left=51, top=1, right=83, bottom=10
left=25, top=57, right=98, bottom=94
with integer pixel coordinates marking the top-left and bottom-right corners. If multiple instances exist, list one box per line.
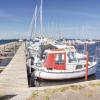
left=0, top=43, right=28, bottom=89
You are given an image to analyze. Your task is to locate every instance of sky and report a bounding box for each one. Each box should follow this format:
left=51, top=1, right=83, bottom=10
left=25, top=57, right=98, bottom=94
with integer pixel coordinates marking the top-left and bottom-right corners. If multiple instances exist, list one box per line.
left=0, top=0, right=100, bottom=39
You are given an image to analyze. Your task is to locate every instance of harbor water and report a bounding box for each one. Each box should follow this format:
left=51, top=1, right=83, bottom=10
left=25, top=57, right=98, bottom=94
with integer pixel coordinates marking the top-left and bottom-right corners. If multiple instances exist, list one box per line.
left=0, top=39, right=18, bottom=45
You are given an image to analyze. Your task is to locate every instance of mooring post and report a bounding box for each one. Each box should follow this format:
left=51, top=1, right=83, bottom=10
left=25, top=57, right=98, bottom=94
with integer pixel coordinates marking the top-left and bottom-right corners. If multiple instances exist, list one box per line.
left=85, top=46, right=88, bottom=81
left=95, top=46, right=98, bottom=62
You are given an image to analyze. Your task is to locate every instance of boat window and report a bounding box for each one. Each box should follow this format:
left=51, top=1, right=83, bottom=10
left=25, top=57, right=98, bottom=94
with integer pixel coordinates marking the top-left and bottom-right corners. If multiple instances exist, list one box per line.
left=42, top=52, right=46, bottom=59
left=67, top=52, right=76, bottom=63
left=55, top=54, right=64, bottom=64
left=89, top=57, right=93, bottom=62
left=44, top=53, right=48, bottom=62
left=76, top=65, right=82, bottom=69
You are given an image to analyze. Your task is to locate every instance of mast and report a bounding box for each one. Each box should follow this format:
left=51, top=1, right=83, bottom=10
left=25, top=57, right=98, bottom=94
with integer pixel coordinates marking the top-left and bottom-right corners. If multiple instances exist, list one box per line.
left=40, top=0, right=43, bottom=41
left=34, top=5, right=37, bottom=36
left=30, top=5, right=37, bottom=39
left=30, top=10, right=35, bottom=40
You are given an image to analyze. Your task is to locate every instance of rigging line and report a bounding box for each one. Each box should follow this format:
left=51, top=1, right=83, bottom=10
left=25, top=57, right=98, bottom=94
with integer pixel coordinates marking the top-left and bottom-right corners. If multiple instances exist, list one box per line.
left=27, top=9, right=35, bottom=40
left=29, top=5, right=38, bottom=40
left=30, top=3, right=43, bottom=39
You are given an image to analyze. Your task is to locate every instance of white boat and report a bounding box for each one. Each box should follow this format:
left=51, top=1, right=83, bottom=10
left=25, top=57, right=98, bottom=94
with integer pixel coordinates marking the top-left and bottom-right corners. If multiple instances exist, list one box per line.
left=27, top=45, right=97, bottom=80
left=75, top=39, right=96, bottom=45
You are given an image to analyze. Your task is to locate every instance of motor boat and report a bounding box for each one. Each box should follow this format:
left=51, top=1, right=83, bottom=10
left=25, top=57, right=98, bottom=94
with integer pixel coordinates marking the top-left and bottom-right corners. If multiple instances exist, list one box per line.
left=27, top=45, right=97, bottom=80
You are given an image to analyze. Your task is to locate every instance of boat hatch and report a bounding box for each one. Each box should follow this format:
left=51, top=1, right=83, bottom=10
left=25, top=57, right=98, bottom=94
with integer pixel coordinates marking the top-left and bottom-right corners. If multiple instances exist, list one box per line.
left=43, top=52, right=66, bottom=70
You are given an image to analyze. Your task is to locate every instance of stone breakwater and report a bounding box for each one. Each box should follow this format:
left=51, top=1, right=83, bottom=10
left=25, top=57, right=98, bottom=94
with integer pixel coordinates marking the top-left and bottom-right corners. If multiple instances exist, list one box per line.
left=0, top=42, right=21, bottom=53
left=0, top=42, right=22, bottom=73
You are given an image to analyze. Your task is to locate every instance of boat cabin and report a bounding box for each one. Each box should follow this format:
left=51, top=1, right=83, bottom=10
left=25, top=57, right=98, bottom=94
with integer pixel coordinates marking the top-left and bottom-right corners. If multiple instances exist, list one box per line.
left=43, top=49, right=66, bottom=70
left=43, top=46, right=77, bottom=70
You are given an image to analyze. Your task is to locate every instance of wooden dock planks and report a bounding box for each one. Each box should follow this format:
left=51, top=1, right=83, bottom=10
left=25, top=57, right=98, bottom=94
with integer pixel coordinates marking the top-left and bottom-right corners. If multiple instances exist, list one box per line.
left=0, top=43, right=28, bottom=89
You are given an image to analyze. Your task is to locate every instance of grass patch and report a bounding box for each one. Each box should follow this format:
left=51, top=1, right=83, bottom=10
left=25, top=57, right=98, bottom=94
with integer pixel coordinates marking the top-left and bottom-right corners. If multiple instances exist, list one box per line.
left=85, top=92, right=93, bottom=97
left=44, top=89, right=54, bottom=97
left=0, top=69, right=3, bottom=73
left=45, top=95, right=50, bottom=100
left=59, top=87, right=67, bottom=92
left=27, top=91, right=38, bottom=100
left=59, top=87, right=69, bottom=92
left=32, top=92, right=38, bottom=97
left=89, top=82, right=100, bottom=87
left=28, top=85, right=85, bottom=100
left=44, top=85, right=84, bottom=95
left=69, top=85, right=84, bottom=90
left=96, top=83, right=100, bottom=86
left=0, top=95, right=16, bottom=100
left=43, top=88, right=63, bottom=99
left=0, top=96, right=7, bottom=100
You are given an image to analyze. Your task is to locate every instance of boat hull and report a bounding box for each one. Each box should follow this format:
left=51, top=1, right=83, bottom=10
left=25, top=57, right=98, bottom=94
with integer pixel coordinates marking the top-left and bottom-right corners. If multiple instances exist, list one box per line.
left=34, top=65, right=96, bottom=80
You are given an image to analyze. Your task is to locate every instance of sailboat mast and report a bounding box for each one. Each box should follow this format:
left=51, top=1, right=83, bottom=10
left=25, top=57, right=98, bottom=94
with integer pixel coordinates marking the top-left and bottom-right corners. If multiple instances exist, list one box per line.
left=40, top=0, right=43, bottom=35
left=34, top=5, right=37, bottom=31
left=34, top=5, right=37, bottom=36
left=30, top=11, right=35, bottom=40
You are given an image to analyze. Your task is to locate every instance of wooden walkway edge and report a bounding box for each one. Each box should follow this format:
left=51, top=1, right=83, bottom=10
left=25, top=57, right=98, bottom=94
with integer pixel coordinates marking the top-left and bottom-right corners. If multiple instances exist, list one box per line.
left=0, top=43, right=28, bottom=89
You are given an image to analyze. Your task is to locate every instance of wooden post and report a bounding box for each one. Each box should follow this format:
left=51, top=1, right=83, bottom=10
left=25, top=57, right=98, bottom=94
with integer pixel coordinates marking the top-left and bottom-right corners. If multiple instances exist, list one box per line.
left=95, top=46, right=98, bottom=62
left=85, top=46, right=88, bottom=81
